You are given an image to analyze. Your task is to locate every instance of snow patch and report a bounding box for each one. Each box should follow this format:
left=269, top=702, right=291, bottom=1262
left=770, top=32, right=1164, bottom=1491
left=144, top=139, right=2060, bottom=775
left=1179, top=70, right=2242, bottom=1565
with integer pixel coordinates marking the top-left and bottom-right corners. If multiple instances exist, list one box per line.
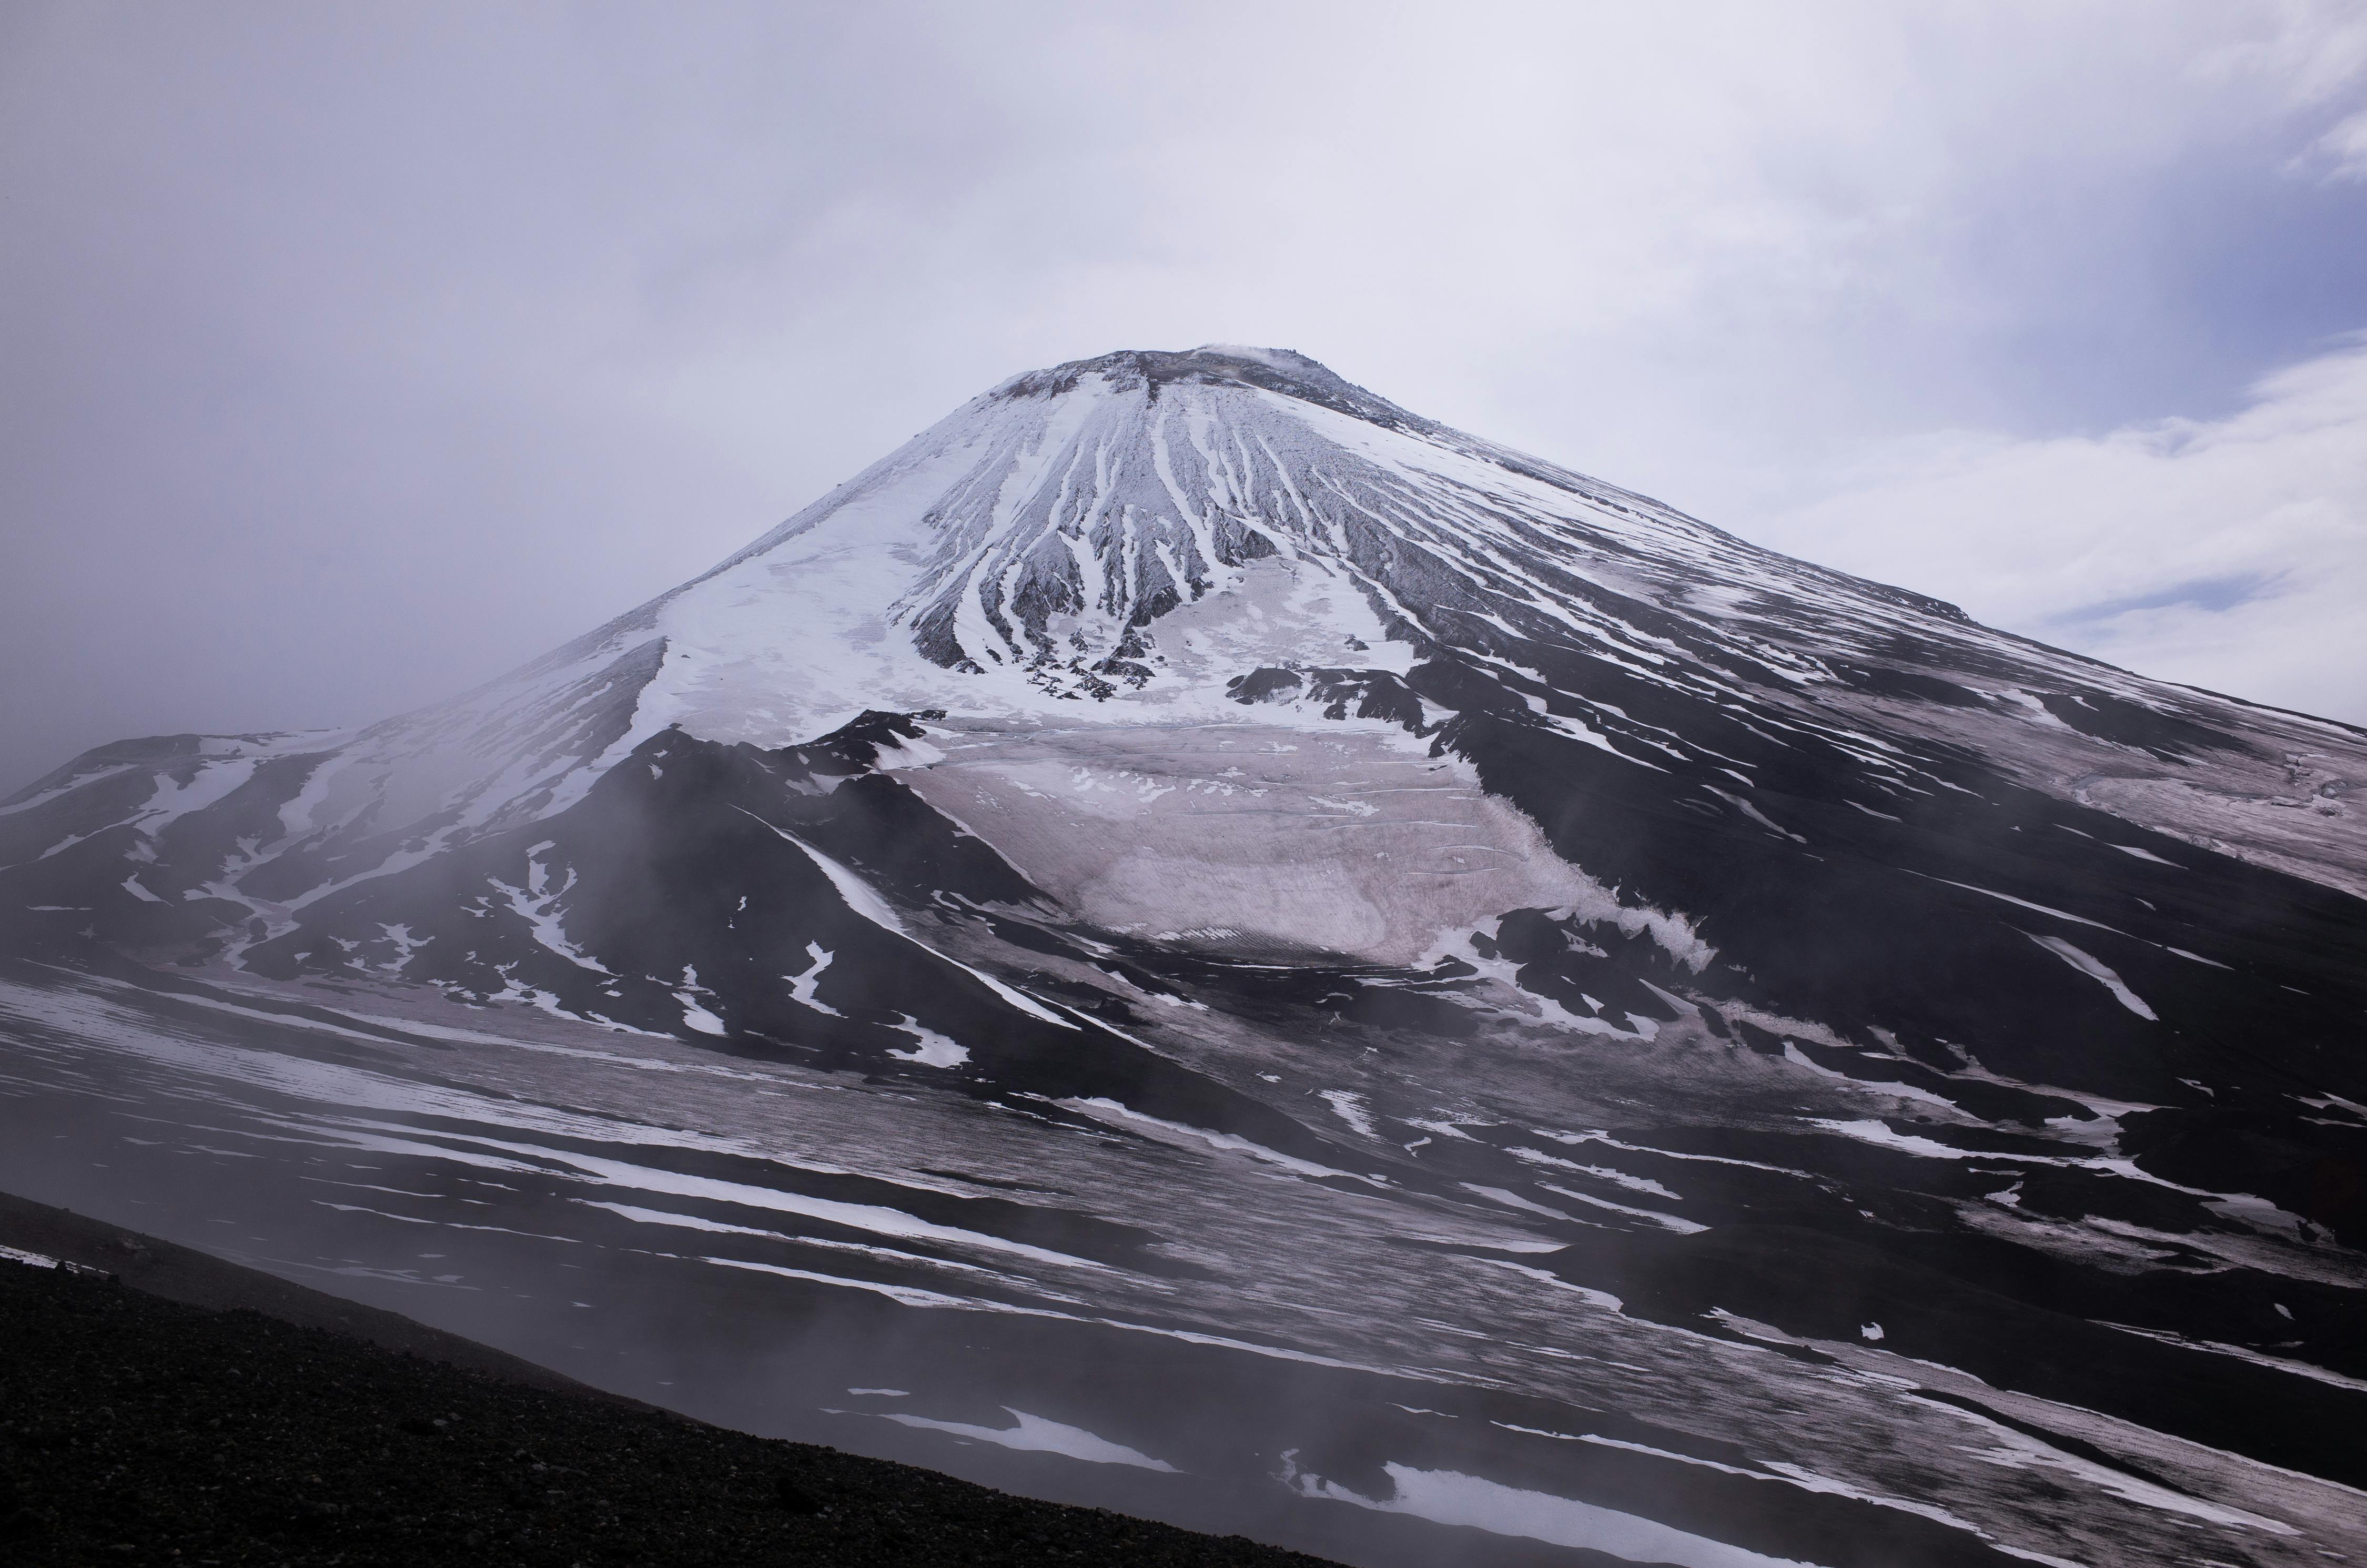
left=784, top=942, right=840, bottom=1016
left=871, top=1408, right=1177, bottom=1472
left=1317, top=1089, right=1376, bottom=1138
left=2022, top=933, right=2157, bottom=1020
left=887, top=1016, right=969, bottom=1069
left=1281, top=1458, right=1824, bottom=1568
left=673, top=965, right=727, bottom=1036
left=1059, top=1097, right=1369, bottom=1183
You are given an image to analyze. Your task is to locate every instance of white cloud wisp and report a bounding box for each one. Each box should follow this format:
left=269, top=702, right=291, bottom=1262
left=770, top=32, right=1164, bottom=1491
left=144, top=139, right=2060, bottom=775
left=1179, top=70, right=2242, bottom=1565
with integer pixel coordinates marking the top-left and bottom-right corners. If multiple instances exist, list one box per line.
left=1751, top=336, right=2367, bottom=724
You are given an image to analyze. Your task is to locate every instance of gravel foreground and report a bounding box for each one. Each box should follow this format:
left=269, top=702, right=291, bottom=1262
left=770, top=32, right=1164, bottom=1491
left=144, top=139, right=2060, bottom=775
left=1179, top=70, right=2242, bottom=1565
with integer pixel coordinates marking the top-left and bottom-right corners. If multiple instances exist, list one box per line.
left=0, top=1196, right=1339, bottom=1567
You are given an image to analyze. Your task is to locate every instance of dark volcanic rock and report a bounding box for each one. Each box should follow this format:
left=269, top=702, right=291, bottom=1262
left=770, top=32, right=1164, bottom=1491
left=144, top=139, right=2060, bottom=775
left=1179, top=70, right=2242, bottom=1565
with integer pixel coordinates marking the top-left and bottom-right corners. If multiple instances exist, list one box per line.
left=0, top=1246, right=1336, bottom=1568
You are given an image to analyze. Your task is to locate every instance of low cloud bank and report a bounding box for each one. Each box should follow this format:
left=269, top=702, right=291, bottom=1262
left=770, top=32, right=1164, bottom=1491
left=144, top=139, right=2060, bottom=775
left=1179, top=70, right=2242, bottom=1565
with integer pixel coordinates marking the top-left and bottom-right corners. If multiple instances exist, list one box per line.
left=1753, top=335, right=2367, bottom=724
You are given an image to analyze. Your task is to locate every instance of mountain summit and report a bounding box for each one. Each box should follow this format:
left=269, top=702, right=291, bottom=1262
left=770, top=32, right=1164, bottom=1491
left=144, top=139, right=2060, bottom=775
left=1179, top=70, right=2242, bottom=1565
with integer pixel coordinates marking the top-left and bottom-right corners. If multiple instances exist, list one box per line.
left=9, top=344, right=2358, bottom=970
left=4, top=348, right=2364, bottom=1566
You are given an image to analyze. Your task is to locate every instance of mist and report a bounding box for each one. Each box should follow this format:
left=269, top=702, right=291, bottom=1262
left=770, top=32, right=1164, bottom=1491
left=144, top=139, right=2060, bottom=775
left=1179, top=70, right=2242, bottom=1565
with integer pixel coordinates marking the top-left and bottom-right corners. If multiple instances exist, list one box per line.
left=5, top=0, right=2365, bottom=791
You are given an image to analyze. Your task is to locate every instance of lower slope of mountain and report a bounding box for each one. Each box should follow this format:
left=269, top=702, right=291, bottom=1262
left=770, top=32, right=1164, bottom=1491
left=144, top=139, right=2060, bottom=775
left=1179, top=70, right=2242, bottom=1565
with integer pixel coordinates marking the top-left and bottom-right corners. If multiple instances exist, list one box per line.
left=3, top=346, right=2363, bottom=1567
left=0, top=1203, right=1342, bottom=1568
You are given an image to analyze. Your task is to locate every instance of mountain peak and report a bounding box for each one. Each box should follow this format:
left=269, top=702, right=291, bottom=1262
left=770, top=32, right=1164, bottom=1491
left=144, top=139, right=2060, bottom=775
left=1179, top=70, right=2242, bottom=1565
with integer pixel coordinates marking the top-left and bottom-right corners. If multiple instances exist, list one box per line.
left=989, top=343, right=1420, bottom=429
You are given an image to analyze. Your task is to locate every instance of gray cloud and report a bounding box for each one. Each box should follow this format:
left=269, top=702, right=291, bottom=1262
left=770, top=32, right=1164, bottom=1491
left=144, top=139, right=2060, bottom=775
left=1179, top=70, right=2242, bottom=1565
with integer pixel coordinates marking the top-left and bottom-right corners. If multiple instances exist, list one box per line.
left=6, top=1, right=2366, bottom=788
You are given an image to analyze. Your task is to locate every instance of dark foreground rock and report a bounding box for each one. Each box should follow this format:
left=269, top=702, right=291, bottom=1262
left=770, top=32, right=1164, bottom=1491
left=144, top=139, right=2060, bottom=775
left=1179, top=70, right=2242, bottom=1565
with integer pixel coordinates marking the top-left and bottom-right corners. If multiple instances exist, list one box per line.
left=0, top=1207, right=1337, bottom=1568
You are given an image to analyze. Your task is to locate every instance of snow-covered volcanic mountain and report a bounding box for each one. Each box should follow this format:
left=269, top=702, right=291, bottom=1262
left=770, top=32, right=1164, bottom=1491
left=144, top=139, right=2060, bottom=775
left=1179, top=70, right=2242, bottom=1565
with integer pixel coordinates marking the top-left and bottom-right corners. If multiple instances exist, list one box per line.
left=5, top=346, right=2364, bottom=1567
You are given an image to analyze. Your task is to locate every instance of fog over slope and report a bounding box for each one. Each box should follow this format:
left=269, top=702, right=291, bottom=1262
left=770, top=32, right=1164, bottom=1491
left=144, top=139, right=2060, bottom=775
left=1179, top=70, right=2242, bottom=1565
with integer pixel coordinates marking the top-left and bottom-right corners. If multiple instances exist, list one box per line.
left=3, top=347, right=2363, bottom=1568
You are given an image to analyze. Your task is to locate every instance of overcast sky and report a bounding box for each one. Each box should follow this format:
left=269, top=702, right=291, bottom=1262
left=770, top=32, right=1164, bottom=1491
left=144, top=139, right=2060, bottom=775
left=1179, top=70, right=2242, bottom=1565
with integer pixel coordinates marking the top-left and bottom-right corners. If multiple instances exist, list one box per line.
left=5, top=2, right=2365, bottom=790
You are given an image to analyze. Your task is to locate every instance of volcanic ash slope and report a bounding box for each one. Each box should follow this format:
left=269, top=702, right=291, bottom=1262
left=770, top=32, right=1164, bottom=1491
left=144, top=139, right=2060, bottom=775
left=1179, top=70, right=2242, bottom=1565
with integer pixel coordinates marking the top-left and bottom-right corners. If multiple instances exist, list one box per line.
left=4, top=345, right=2366, bottom=1568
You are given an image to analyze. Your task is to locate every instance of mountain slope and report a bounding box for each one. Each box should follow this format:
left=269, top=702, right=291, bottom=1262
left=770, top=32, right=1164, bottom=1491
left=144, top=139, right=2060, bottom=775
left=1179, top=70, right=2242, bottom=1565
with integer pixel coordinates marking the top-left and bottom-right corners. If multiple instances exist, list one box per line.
left=3, top=345, right=2364, bottom=1568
